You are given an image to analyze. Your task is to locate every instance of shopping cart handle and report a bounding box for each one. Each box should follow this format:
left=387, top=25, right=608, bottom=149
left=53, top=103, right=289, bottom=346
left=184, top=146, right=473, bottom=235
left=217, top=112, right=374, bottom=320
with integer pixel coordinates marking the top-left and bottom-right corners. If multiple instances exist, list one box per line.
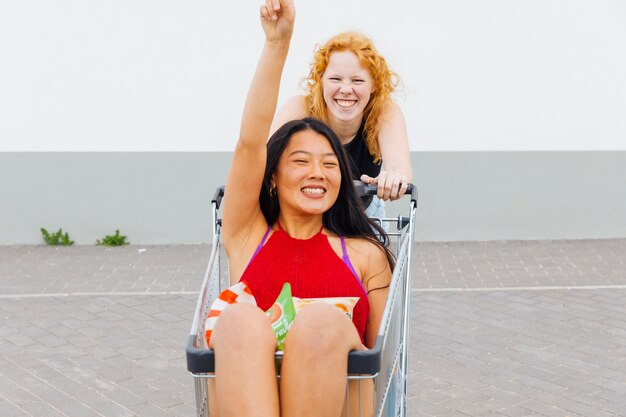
left=212, top=182, right=417, bottom=210
left=211, top=186, right=225, bottom=210
left=353, top=180, right=417, bottom=203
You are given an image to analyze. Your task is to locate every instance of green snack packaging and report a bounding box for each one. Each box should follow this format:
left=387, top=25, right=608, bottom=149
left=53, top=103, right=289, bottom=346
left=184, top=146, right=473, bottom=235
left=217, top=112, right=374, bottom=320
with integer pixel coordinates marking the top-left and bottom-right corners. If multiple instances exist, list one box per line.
left=265, top=282, right=296, bottom=351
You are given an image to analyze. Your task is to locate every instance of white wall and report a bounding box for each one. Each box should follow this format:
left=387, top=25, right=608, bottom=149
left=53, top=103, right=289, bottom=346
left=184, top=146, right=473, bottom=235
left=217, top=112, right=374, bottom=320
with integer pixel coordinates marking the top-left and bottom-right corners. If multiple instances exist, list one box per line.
left=2, top=0, right=625, bottom=152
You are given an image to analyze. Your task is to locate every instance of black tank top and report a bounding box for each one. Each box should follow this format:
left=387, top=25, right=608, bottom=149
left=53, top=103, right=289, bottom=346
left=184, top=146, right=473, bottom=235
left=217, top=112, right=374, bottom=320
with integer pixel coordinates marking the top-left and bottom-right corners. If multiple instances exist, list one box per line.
left=343, top=122, right=381, bottom=207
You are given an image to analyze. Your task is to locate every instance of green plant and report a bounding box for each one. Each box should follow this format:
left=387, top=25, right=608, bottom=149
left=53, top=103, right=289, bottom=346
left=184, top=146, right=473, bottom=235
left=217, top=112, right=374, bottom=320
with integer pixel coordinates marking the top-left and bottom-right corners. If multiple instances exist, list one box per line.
left=96, top=230, right=129, bottom=246
left=40, top=228, right=74, bottom=246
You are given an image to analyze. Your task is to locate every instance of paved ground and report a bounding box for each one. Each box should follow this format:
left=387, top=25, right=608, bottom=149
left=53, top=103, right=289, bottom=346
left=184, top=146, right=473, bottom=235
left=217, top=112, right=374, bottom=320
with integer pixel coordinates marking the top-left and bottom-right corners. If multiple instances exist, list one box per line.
left=1, top=239, right=625, bottom=417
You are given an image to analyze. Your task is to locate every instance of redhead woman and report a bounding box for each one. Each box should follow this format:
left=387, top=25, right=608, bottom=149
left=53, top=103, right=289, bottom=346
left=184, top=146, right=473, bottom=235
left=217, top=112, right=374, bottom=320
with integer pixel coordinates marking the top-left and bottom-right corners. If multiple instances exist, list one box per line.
left=208, top=1, right=393, bottom=416
left=271, top=26, right=413, bottom=218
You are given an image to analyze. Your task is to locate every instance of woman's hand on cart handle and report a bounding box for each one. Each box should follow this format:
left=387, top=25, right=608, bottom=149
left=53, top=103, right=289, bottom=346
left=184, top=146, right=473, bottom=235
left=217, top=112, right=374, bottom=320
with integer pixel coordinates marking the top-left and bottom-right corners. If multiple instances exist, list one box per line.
left=353, top=180, right=415, bottom=201
left=360, top=170, right=409, bottom=201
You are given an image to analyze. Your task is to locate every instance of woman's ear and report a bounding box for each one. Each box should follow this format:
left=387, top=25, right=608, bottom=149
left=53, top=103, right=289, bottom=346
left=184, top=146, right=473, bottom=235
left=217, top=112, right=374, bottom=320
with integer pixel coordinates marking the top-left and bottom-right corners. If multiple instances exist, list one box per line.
left=269, top=176, right=277, bottom=196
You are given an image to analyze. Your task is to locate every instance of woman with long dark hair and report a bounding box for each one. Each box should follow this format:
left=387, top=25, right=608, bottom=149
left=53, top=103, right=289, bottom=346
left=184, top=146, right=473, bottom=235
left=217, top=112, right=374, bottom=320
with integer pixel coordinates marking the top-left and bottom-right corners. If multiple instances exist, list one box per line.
left=209, top=1, right=393, bottom=415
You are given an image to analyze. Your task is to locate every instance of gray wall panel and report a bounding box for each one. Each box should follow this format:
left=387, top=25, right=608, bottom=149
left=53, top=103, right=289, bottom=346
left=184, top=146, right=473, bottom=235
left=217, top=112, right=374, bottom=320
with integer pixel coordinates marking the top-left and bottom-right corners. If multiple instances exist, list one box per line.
left=1, top=153, right=231, bottom=244
left=406, top=152, right=626, bottom=241
left=1, top=152, right=624, bottom=244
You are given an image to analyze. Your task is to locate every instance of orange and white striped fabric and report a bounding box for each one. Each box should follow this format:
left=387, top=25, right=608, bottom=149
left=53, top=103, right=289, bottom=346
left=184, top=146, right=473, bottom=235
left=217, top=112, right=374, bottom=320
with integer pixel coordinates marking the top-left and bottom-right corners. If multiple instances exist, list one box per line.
left=204, top=281, right=257, bottom=346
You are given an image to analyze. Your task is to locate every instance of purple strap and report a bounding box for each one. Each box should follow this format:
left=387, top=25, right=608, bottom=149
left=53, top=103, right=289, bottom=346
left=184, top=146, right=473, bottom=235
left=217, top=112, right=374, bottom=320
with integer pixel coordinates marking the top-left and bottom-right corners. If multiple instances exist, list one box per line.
left=247, top=226, right=271, bottom=266
left=340, top=236, right=368, bottom=295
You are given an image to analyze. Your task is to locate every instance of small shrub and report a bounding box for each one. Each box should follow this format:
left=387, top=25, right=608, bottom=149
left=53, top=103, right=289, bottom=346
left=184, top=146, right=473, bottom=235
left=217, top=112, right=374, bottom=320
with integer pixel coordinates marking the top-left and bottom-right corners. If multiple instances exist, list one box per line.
left=40, top=228, right=74, bottom=246
left=97, top=230, right=129, bottom=246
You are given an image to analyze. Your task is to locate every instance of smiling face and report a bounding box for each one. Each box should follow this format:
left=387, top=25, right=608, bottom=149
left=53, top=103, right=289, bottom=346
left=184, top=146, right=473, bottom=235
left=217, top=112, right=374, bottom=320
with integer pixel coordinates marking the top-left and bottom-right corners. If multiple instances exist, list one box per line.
left=321, top=50, right=373, bottom=126
left=272, top=129, right=341, bottom=216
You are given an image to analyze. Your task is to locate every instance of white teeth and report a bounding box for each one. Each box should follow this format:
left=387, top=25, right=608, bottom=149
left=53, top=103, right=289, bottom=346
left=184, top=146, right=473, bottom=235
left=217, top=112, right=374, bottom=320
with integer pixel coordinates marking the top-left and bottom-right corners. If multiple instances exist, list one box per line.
left=302, top=188, right=325, bottom=195
left=336, top=99, right=356, bottom=108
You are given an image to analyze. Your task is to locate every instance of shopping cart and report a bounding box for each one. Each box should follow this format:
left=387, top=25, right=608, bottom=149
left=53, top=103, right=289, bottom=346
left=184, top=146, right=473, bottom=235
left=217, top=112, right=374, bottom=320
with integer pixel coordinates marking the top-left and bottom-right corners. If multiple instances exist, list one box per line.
left=186, top=181, right=417, bottom=417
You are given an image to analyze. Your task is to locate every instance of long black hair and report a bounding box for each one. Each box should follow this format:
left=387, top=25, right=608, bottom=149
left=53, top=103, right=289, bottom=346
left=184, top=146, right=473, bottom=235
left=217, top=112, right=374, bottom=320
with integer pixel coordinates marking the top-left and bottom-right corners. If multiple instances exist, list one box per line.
left=259, top=117, right=395, bottom=274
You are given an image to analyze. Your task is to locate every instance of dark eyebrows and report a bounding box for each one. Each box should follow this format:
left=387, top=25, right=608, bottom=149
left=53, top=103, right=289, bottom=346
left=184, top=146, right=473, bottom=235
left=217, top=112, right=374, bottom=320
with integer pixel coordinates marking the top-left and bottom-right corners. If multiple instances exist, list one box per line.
left=287, top=150, right=311, bottom=157
left=287, top=150, right=337, bottom=158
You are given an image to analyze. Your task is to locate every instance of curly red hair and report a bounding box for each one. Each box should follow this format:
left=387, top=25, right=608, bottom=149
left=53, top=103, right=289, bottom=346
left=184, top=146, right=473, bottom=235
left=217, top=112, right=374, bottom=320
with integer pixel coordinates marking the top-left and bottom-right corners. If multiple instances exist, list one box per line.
left=304, top=32, right=398, bottom=162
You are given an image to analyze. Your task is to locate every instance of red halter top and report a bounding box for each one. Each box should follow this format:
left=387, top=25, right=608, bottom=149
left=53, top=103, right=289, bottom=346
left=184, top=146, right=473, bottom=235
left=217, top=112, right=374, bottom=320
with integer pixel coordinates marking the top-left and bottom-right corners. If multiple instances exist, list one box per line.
left=239, top=223, right=369, bottom=344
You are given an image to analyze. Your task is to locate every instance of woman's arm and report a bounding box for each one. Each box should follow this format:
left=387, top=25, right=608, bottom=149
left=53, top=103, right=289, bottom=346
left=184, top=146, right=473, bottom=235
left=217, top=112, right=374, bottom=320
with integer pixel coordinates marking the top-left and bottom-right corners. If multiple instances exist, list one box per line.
left=360, top=101, right=413, bottom=201
left=222, top=0, right=295, bottom=252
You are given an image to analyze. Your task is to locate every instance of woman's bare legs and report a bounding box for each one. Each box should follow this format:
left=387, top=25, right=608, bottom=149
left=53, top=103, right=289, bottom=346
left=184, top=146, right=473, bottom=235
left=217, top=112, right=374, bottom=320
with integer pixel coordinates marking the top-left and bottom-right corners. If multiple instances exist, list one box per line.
left=280, top=304, right=363, bottom=417
left=210, top=303, right=279, bottom=417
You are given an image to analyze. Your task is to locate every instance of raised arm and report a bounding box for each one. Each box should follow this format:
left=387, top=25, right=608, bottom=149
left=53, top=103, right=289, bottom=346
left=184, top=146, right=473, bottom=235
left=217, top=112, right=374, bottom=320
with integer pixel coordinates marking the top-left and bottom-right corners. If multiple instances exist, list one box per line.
left=360, top=101, right=413, bottom=201
left=222, top=0, right=295, bottom=249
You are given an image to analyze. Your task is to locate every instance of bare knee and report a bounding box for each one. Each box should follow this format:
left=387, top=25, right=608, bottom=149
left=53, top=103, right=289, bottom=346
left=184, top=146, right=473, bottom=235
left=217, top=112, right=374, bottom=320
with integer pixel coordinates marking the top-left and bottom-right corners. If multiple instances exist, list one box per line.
left=284, top=303, right=361, bottom=356
left=210, top=303, right=276, bottom=352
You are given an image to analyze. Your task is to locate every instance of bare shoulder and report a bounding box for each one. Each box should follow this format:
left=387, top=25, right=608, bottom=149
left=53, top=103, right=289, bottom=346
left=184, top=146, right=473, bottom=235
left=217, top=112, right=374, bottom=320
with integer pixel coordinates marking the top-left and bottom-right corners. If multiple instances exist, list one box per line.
left=283, top=95, right=309, bottom=113
left=277, top=95, right=309, bottom=122
left=270, top=95, right=310, bottom=135
left=379, top=100, right=405, bottom=123
left=342, top=237, right=391, bottom=282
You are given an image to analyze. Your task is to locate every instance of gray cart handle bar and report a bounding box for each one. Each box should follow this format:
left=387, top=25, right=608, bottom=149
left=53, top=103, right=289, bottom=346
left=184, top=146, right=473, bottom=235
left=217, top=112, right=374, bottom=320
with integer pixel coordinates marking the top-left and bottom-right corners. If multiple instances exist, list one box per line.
left=212, top=180, right=416, bottom=209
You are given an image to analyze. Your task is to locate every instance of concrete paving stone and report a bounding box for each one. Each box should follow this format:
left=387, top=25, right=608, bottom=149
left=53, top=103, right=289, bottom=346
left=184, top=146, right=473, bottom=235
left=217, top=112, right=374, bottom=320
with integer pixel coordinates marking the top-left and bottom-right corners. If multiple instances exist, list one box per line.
left=59, top=399, right=106, bottom=417
left=478, top=386, right=528, bottom=405
left=548, top=364, right=592, bottom=382
left=141, top=390, right=186, bottom=409
left=95, top=366, right=136, bottom=384
left=553, top=374, right=607, bottom=396
left=46, top=323, right=81, bottom=339
left=4, top=334, right=36, bottom=348
left=558, top=386, right=619, bottom=409
left=544, top=352, right=603, bottom=374
left=17, top=381, right=73, bottom=410
left=412, top=388, right=455, bottom=404
left=408, top=396, right=457, bottom=415
left=3, top=394, right=60, bottom=417
left=45, top=346, right=96, bottom=363
left=403, top=409, right=435, bottom=417
left=25, top=363, right=67, bottom=382
left=510, top=366, right=559, bottom=383
left=473, top=411, right=510, bottom=417
left=0, top=400, right=25, bottom=417
left=586, top=376, right=626, bottom=394
left=559, top=398, right=618, bottom=417
left=449, top=400, right=502, bottom=416
left=518, top=399, right=573, bottom=417
left=63, top=335, right=99, bottom=349
left=589, top=395, right=626, bottom=415
left=103, top=387, right=147, bottom=407
left=74, top=325, right=107, bottom=338
left=591, top=387, right=626, bottom=404
left=512, top=374, right=568, bottom=394
left=127, top=401, right=176, bottom=417
left=88, top=400, right=137, bottom=417
left=164, top=401, right=197, bottom=416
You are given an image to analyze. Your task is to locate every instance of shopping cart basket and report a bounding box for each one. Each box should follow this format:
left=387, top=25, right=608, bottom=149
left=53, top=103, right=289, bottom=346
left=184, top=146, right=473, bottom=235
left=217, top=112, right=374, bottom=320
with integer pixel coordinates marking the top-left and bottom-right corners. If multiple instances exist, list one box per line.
left=186, top=181, right=417, bottom=417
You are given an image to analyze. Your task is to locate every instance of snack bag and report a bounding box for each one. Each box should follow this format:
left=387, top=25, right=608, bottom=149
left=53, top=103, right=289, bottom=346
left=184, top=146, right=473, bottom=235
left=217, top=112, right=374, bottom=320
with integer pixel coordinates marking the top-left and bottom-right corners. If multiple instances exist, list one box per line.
left=204, top=281, right=257, bottom=347
left=265, top=283, right=296, bottom=351
left=293, top=296, right=360, bottom=319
